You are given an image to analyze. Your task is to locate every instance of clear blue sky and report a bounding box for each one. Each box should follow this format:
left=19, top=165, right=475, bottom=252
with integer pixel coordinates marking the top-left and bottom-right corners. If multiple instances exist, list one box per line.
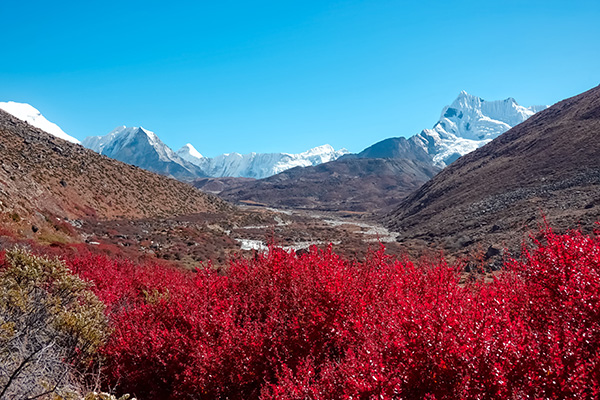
left=1, top=0, right=599, bottom=156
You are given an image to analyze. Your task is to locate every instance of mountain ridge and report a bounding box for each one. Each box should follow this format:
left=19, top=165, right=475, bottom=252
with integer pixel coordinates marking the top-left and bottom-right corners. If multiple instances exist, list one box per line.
left=217, top=157, right=440, bottom=212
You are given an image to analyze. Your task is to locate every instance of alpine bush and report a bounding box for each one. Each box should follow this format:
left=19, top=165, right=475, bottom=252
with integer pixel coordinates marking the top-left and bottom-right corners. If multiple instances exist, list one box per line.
left=60, top=227, right=600, bottom=399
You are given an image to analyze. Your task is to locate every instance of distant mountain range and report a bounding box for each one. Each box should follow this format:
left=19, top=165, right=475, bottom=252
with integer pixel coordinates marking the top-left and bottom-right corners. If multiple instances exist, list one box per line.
left=177, top=143, right=349, bottom=179
left=83, top=127, right=348, bottom=180
left=1, top=92, right=546, bottom=184
left=217, top=92, right=548, bottom=211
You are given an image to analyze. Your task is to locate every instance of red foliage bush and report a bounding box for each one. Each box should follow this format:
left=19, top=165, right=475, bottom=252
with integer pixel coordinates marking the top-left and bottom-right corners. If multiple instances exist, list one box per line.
left=63, top=227, right=600, bottom=399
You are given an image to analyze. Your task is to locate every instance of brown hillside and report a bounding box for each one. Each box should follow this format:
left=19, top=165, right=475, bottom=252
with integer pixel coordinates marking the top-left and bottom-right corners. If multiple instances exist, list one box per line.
left=385, top=85, right=600, bottom=259
left=0, top=109, right=230, bottom=227
left=218, top=158, right=440, bottom=213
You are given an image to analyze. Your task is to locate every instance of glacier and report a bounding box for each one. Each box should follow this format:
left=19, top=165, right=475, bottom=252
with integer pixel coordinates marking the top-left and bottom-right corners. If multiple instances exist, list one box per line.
left=0, top=101, right=80, bottom=144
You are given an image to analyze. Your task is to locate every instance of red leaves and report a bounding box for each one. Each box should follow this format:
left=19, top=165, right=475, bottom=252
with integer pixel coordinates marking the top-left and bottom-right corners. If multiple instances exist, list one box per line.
left=60, top=228, right=600, bottom=399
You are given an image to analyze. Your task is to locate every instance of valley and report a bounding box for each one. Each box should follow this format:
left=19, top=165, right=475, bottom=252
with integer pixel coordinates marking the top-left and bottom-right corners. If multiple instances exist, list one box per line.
left=2, top=88, right=594, bottom=269
left=1, top=85, right=599, bottom=400
left=0, top=89, right=556, bottom=268
left=2, top=2, right=599, bottom=398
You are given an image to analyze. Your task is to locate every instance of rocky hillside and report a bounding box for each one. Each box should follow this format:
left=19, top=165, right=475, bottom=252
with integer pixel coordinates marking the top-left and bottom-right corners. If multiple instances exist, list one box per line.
left=218, top=157, right=440, bottom=213
left=0, top=109, right=407, bottom=265
left=0, top=109, right=229, bottom=230
left=385, top=85, right=600, bottom=259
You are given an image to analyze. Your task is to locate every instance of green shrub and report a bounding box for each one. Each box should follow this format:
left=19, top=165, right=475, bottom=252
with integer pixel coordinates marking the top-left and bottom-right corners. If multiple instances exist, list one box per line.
left=0, top=248, right=108, bottom=399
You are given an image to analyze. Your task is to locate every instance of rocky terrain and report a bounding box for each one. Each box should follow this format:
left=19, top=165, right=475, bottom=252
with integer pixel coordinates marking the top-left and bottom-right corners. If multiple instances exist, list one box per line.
left=385, top=84, right=600, bottom=261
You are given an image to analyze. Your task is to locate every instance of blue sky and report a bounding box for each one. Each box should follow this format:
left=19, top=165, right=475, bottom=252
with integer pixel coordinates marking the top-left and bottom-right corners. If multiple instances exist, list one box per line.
left=1, top=0, right=599, bottom=156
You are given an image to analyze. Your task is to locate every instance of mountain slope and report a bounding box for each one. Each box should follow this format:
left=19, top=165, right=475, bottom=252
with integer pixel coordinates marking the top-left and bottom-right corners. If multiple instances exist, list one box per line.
left=218, top=158, right=440, bottom=212
left=0, top=101, right=80, bottom=144
left=354, top=136, right=433, bottom=163
left=385, top=85, right=600, bottom=257
left=83, top=126, right=206, bottom=180
left=0, top=109, right=228, bottom=227
left=177, top=143, right=349, bottom=179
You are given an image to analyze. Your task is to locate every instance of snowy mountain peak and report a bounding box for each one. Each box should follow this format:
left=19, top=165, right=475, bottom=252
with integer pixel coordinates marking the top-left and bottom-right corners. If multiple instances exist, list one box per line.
left=176, top=143, right=205, bottom=164
left=82, top=126, right=205, bottom=180
left=177, top=143, right=349, bottom=179
left=0, top=101, right=80, bottom=144
left=184, top=143, right=204, bottom=158
left=411, top=92, right=548, bottom=167
left=455, top=90, right=479, bottom=101
left=299, top=144, right=336, bottom=156
left=138, top=127, right=162, bottom=147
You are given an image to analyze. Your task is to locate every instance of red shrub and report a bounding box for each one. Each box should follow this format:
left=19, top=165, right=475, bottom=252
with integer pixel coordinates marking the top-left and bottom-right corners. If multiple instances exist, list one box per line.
left=59, top=227, right=600, bottom=399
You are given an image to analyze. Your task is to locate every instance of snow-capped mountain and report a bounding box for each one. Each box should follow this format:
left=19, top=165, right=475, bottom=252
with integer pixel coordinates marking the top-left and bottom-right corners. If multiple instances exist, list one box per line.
left=84, top=127, right=346, bottom=181
left=410, top=91, right=548, bottom=166
left=178, top=143, right=204, bottom=162
left=0, top=101, right=80, bottom=144
left=177, top=143, right=349, bottom=179
left=83, top=126, right=205, bottom=180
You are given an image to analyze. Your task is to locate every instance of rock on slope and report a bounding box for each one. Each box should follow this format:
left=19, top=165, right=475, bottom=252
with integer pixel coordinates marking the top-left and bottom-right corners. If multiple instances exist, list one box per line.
left=385, top=85, right=600, bottom=257
left=0, top=109, right=228, bottom=229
